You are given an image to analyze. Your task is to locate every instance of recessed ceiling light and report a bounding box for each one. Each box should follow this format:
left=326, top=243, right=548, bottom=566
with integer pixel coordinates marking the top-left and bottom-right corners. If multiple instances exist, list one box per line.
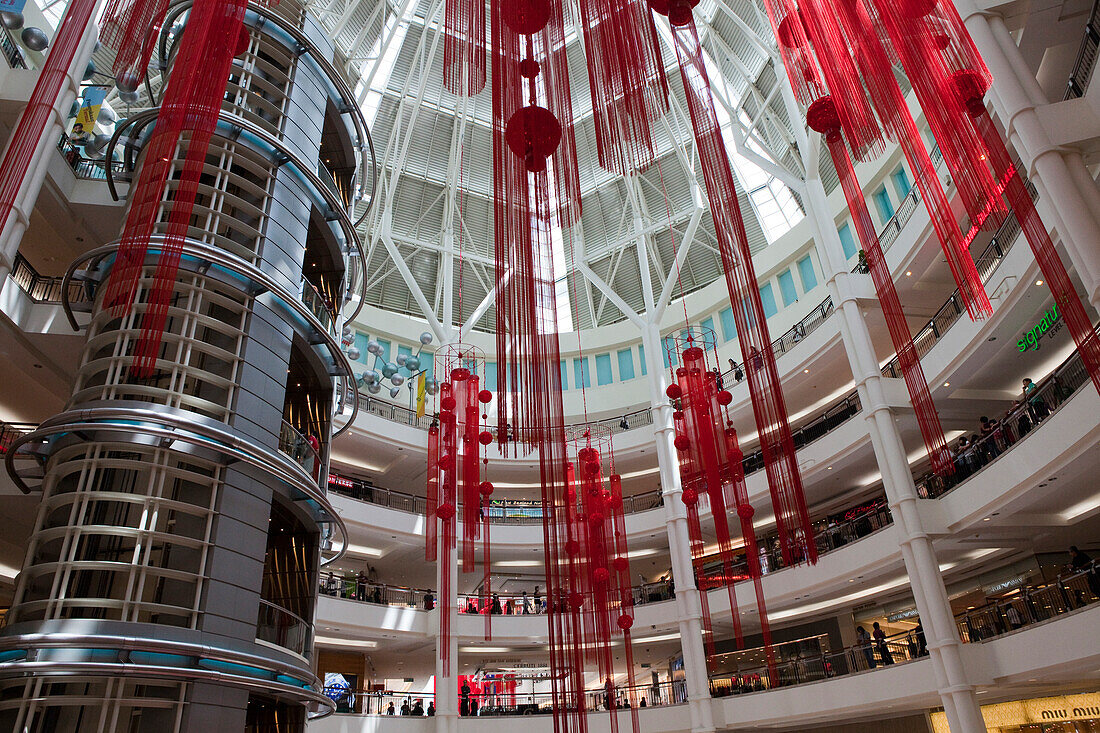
left=983, top=517, right=991, bottom=521
left=1035, top=280, right=1044, bottom=286
left=803, top=369, right=809, bottom=374
left=943, top=382, right=950, bottom=387
left=905, top=271, right=912, bottom=277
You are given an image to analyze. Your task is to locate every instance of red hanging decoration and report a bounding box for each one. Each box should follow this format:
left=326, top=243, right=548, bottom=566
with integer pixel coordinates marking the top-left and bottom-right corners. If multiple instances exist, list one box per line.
left=808, top=97, right=954, bottom=476
left=427, top=346, right=493, bottom=675
left=0, top=0, right=97, bottom=244
left=100, top=0, right=248, bottom=378
left=665, top=332, right=776, bottom=681
left=443, top=0, right=486, bottom=95
left=574, top=0, right=669, bottom=174
left=563, top=427, right=640, bottom=733
left=101, top=0, right=169, bottom=88
left=654, top=6, right=816, bottom=567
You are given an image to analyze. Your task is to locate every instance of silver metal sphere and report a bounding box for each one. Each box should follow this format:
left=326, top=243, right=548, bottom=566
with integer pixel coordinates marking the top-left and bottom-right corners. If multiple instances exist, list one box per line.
left=346, top=346, right=361, bottom=361
left=82, top=59, right=97, bottom=80
left=21, top=27, right=48, bottom=52
left=419, top=331, right=433, bottom=345
left=1, top=11, right=24, bottom=29
left=119, top=90, right=140, bottom=104
left=115, top=71, right=141, bottom=94
left=367, top=339, right=381, bottom=355
left=389, top=386, right=402, bottom=398
left=91, top=133, right=111, bottom=150
left=390, top=374, right=405, bottom=386
left=405, top=356, right=421, bottom=372
left=342, top=325, right=353, bottom=338
left=396, top=353, right=407, bottom=367
left=381, top=362, right=398, bottom=379
left=366, top=382, right=381, bottom=394
left=97, top=106, right=117, bottom=124
left=362, top=369, right=378, bottom=385
left=426, top=383, right=439, bottom=396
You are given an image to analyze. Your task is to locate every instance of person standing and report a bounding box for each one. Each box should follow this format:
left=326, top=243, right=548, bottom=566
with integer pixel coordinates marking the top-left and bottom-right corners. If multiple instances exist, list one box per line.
left=533, top=586, right=542, bottom=614
left=856, top=626, right=875, bottom=669
left=490, top=594, right=502, bottom=614
left=427, top=701, right=435, bottom=716
left=872, top=622, right=894, bottom=664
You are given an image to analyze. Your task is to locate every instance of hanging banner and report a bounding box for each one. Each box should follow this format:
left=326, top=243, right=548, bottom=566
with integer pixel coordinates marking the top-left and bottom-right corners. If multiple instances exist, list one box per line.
left=74, top=86, right=109, bottom=129
left=0, top=0, right=27, bottom=14
left=415, top=371, right=427, bottom=418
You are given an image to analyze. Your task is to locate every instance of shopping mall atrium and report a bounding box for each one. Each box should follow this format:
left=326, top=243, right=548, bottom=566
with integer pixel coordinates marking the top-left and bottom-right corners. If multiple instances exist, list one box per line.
left=0, top=0, right=1098, bottom=729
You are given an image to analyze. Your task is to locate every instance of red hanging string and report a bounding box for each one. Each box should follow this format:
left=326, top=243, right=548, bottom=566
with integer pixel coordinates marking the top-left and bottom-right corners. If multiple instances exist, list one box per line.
left=575, top=0, right=669, bottom=174
left=443, top=0, right=486, bottom=95
left=658, top=10, right=816, bottom=567
left=809, top=98, right=954, bottom=476
left=0, top=0, right=97, bottom=244
left=101, top=0, right=248, bottom=378
left=100, top=0, right=169, bottom=87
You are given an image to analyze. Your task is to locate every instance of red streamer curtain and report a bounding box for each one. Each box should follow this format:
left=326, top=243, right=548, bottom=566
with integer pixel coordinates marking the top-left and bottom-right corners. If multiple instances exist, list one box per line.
left=563, top=432, right=640, bottom=733
left=668, top=338, right=775, bottom=680
left=810, top=100, right=954, bottom=476
left=428, top=348, right=494, bottom=673
left=100, top=0, right=248, bottom=378
left=0, top=0, right=96, bottom=244
left=100, top=0, right=169, bottom=87
left=443, top=0, right=485, bottom=95
left=574, top=0, right=669, bottom=174
left=659, top=11, right=815, bottom=567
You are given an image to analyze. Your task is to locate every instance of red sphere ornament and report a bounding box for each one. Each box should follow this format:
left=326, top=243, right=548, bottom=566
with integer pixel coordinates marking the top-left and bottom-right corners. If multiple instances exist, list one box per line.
left=674, top=435, right=690, bottom=451
left=479, top=481, right=495, bottom=497
left=898, top=0, right=937, bottom=16
left=501, top=0, right=551, bottom=34
left=584, top=460, right=601, bottom=478
left=612, top=556, right=629, bottom=572
left=441, top=395, right=457, bottom=411
left=588, top=512, right=605, bottom=526
left=451, top=367, right=470, bottom=381
left=806, top=96, right=841, bottom=135
left=776, top=10, right=806, bottom=48
left=672, top=410, right=684, bottom=420
left=506, top=105, right=562, bottom=173
left=438, top=453, right=455, bottom=470
left=565, top=539, right=581, bottom=556
left=647, top=0, right=699, bottom=26
left=617, top=614, right=634, bottom=630
left=569, top=592, right=585, bottom=610
left=666, top=384, right=682, bottom=400
left=478, top=389, right=493, bottom=404
left=717, top=390, right=733, bottom=406
left=519, top=57, right=540, bottom=79
left=235, top=26, right=250, bottom=56
left=737, top=503, right=755, bottom=519
left=682, top=488, right=698, bottom=505
left=577, top=447, right=597, bottom=462
left=593, top=567, right=610, bottom=584
left=479, top=430, right=494, bottom=445
left=952, top=69, right=991, bottom=118
left=436, top=502, right=456, bottom=520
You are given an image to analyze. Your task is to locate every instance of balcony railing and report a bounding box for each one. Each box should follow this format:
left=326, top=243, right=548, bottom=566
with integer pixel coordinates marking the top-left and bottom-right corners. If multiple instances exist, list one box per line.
left=915, top=343, right=1092, bottom=499
left=278, top=419, right=322, bottom=483
left=0, top=26, right=26, bottom=69
left=301, top=278, right=336, bottom=334
left=256, top=598, right=313, bottom=658
left=56, top=135, right=126, bottom=181
left=1066, top=0, right=1100, bottom=99
left=10, top=253, right=91, bottom=305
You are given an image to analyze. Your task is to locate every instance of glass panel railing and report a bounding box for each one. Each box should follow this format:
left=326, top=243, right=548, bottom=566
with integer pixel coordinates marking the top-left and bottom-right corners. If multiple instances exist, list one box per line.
left=278, top=419, right=322, bottom=484
left=256, top=599, right=313, bottom=657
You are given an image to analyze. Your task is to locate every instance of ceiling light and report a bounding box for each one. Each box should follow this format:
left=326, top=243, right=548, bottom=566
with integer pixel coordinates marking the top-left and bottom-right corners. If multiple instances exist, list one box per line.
left=346, top=544, right=385, bottom=558
left=803, top=369, right=810, bottom=374
left=1035, top=280, right=1044, bottom=286
left=905, top=271, right=912, bottom=277
left=943, top=382, right=950, bottom=387
left=314, top=637, right=378, bottom=648
left=494, top=560, right=542, bottom=568
left=983, top=517, right=991, bottom=522
left=459, top=646, right=513, bottom=653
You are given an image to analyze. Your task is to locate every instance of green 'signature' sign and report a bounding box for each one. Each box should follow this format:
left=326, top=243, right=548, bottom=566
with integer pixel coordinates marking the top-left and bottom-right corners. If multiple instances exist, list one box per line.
left=1018, top=304, right=1061, bottom=352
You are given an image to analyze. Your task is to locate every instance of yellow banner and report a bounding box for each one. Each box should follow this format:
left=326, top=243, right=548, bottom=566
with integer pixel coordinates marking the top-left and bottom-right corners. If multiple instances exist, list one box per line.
left=415, top=372, right=427, bottom=418
left=74, top=86, right=108, bottom=130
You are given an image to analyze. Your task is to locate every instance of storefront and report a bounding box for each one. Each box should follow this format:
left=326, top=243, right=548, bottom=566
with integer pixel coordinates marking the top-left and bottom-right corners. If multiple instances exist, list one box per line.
left=930, top=692, right=1100, bottom=732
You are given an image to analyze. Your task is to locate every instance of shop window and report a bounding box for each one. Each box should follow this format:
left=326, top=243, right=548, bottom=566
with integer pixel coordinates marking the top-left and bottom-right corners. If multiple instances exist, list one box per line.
left=719, top=307, right=736, bottom=341
left=778, top=269, right=798, bottom=306
left=595, top=354, right=613, bottom=386
left=759, top=283, right=778, bottom=319
left=617, top=349, right=635, bottom=381
left=797, top=255, right=818, bottom=291
left=838, top=222, right=858, bottom=259
left=573, top=357, right=590, bottom=389
left=873, top=185, right=895, bottom=223
left=892, top=167, right=912, bottom=199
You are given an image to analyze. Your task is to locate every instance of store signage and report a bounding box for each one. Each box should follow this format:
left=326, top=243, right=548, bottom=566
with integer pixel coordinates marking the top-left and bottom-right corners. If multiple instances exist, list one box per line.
left=1018, top=305, right=1062, bottom=352
left=982, top=574, right=1029, bottom=596
left=887, top=608, right=919, bottom=622
left=328, top=474, right=355, bottom=488
left=930, top=692, right=1100, bottom=733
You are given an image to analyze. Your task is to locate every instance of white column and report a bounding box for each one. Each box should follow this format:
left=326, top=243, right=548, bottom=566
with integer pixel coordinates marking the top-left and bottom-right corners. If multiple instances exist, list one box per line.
left=956, top=0, right=1100, bottom=310
left=0, top=18, right=99, bottom=278
left=435, top=550, right=459, bottom=733
left=803, top=176, right=987, bottom=733
left=640, top=322, right=716, bottom=733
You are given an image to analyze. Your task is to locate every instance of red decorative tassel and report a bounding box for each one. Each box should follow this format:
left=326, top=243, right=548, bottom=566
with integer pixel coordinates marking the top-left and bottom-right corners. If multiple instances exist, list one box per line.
left=101, top=0, right=248, bottom=378
left=101, top=0, right=169, bottom=87
left=810, top=99, right=954, bottom=476
left=0, top=0, right=97, bottom=244
left=657, top=11, right=816, bottom=567
left=443, top=0, right=485, bottom=95
left=575, top=0, right=669, bottom=173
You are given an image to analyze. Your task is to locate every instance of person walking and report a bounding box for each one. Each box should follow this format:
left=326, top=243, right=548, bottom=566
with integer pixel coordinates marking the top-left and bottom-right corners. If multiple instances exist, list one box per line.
left=386, top=702, right=395, bottom=715
left=856, top=626, right=875, bottom=669
left=872, top=622, right=894, bottom=664
left=427, top=702, right=435, bottom=716
left=490, top=593, right=503, bottom=614
left=533, top=586, right=542, bottom=614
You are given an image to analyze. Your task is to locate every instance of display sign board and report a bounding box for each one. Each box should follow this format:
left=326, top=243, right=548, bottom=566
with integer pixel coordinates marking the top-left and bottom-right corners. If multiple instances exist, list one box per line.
left=930, top=691, right=1100, bottom=733
left=0, top=0, right=27, bottom=15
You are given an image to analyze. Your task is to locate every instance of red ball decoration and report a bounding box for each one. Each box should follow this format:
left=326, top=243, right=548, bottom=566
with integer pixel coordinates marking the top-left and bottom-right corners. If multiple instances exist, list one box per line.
left=441, top=395, right=457, bottom=411
left=666, top=384, right=682, bottom=400
left=584, top=460, right=601, bottom=478
left=682, top=489, right=698, bottom=505
left=479, top=481, right=495, bottom=497
left=577, top=447, right=597, bottom=462
left=717, top=390, right=733, bottom=406
left=806, top=96, right=841, bottom=135
left=674, top=435, right=690, bottom=451
left=505, top=105, right=562, bottom=172
left=617, top=614, right=634, bottom=630
left=737, top=503, right=755, bottom=519
left=438, top=453, right=455, bottom=470
left=519, top=58, right=540, bottom=79
left=588, top=512, right=605, bottom=526
left=776, top=9, right=807, bottom=48
left=436, top=502, right=456, bottom=520
left=952, top=69, right=991, bottom=118
left=451, top=367, right=470, bottom=381
left=501, top=0, right=551, bottom=34
left=898, top=0, right=937, bottom=16
left=565, top=539, right=580, bottom=556
left=478, top=389, right=493, bottom=404
left=479, top=430, right=494, bottom=445
left=593, top=567, right=610, bottom=584
left=612, top=556, right=629, bottom=572
left=647, top=0, right=699, bottom=26
left=672, top=410, right=684, bottom=421
left=235, top=26, right=250, bottom=56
